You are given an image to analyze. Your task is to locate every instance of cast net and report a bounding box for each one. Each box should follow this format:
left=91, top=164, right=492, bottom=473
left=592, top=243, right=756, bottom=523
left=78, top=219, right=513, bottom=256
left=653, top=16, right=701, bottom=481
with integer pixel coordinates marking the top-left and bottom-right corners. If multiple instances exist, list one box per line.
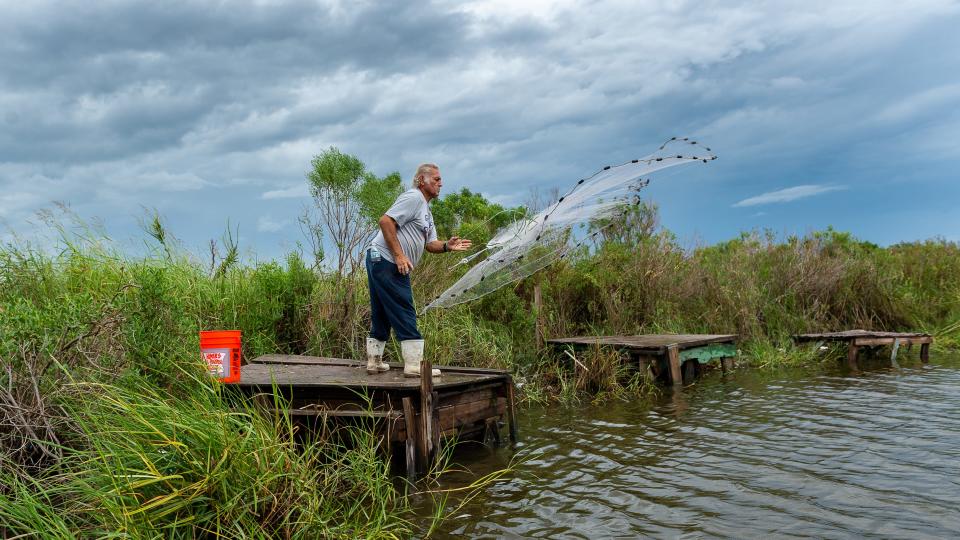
left=423, top=137, right=716, bottom=311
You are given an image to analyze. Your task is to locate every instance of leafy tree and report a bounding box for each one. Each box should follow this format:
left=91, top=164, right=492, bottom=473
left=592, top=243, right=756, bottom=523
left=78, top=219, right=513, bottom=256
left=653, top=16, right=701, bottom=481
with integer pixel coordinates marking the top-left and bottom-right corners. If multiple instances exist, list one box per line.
left=431, top=188, right=526, bottom=246
left=588, top=200, right=659, bottom=247
left=302, top=147, right=402, bottom=277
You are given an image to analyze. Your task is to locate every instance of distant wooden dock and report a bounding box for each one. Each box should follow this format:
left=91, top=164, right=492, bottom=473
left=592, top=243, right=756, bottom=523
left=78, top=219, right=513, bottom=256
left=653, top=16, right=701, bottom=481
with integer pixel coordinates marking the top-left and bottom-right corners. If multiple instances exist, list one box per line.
left=793, top=329, right=932, bottom=370
left=236, top=354, right=517, bottom=476
left=547, top=334, right=738, bottom=386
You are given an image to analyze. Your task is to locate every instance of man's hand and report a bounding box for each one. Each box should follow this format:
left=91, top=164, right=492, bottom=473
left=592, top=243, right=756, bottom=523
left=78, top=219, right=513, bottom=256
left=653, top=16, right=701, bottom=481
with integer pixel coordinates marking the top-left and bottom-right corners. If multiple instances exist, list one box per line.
left=395, top=253, right=413, bottom=275
left=446, top=236, right=472, bottom=252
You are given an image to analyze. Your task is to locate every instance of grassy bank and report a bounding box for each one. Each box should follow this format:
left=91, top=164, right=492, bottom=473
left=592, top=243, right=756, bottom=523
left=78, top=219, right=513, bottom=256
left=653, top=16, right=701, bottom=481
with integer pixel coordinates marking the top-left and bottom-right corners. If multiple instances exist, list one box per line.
left=0, top=229, right=433, bottom=537
left=2, top=212, right=959, bottom=535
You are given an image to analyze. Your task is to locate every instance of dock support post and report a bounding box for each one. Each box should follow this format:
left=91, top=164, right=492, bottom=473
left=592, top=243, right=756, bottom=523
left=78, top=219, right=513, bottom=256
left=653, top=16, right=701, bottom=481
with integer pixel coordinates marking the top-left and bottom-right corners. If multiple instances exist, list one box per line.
left=920, top=343, right=930, bottom=363
left=431, top=391, right=440, bottom=462
left=890, top=338, right=901, bottom=367
left=506, top=378, right=518, bottom=443
left=402, top=397, right=416, bottom=479
left=667, top=344, right=682, bottom=386
left=682, top=359, right=697, bottom=384
left=637, top=355, right=650, bottom=376
left=419, top=360, right=435, bottom=470
left=846, top=344, right=859, bottom=371
left=721, top=357, right=735, bottom=373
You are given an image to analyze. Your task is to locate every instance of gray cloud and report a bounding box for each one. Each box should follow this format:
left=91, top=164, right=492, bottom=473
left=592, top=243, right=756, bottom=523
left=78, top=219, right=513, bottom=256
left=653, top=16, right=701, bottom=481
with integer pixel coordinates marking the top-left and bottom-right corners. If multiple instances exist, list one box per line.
left=2, top=0, right=959, bottom=256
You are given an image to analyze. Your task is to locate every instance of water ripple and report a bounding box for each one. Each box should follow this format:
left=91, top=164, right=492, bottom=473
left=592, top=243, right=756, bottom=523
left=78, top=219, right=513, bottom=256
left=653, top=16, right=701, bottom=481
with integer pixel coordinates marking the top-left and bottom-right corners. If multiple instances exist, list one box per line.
left=429, top=355, right=960, bottom=538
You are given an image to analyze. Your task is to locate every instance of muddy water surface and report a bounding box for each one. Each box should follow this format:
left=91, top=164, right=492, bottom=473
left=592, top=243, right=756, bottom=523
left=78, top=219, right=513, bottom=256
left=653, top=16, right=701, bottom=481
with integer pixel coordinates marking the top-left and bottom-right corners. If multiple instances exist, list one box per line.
left=419, top=353, right=960, bottom=538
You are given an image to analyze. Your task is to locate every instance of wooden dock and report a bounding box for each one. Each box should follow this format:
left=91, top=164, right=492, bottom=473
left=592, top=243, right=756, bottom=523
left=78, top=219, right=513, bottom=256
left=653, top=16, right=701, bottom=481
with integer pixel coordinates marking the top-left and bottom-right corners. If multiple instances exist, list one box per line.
left=793, top=329, right=932, bottom=370
left=236, top=354, right=517, bottom=476
left=547, top=334, right=738, bottom=386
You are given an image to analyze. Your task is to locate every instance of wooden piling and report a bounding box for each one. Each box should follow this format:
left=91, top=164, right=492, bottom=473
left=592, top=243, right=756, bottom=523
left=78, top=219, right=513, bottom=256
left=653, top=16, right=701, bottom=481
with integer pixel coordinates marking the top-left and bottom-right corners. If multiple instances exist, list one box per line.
left=402, top=397, right=416, bottom=478
left=920, top=343, right=930, bottom=363
left=637, top=355, right=651, bottom=376
left=890, top=338, right=901, bottom=367
left=506, top=377, right=518, bottom=443
left=682, top=360, right=697, bottom=384
left=419, top=359, right=435, bottom=468
left=431, top=390, right=441, bottom=463
left=846, top=344, right=859, bottom=371
left=667, top=344, right=682, bottom=386
left=721, top=357, right=735, bottom=373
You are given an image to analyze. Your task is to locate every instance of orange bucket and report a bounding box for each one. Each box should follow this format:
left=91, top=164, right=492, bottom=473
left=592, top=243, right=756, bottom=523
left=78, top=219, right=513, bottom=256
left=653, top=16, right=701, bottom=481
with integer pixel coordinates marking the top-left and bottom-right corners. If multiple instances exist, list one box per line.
left=199, top=330, right=241, bottom=383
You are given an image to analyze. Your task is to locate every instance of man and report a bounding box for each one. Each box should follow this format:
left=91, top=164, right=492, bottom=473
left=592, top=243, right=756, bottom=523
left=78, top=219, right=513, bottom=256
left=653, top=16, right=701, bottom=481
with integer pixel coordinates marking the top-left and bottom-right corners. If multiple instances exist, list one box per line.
left=365, top=163, right=472, bottom=377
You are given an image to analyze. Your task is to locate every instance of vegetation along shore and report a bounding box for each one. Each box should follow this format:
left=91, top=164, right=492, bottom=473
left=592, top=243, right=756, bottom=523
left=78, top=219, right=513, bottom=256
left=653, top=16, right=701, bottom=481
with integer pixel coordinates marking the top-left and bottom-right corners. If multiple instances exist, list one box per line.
left=2, top=150, right=958, bottom=536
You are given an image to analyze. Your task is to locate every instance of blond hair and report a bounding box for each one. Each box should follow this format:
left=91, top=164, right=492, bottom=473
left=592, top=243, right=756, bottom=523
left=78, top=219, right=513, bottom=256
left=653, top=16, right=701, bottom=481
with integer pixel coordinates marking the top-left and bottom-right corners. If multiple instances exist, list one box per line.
left=412, top=163, right=439, bottom=188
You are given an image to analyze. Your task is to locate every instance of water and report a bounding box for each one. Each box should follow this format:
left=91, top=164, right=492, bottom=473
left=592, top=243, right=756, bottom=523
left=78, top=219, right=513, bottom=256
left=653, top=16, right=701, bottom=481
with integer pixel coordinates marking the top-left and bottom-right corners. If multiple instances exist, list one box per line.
left=419, top=354, right=960, bottom=538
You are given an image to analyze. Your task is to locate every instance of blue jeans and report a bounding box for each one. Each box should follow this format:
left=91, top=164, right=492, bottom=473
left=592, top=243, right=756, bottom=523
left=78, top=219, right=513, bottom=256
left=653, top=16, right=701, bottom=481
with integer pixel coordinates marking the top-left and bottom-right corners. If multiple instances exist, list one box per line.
left=366, top=249, right=422, bottom=342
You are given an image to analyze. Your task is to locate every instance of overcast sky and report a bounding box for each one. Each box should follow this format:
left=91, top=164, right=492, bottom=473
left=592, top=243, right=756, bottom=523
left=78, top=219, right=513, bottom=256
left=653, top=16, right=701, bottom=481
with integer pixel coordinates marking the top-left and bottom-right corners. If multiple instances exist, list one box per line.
left=2, top=0, right=959, bottom=260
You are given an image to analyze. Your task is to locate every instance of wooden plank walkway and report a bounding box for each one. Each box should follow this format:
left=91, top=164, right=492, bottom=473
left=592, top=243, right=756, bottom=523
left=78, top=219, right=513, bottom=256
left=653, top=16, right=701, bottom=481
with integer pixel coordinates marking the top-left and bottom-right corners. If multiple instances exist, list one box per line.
left=793, top=329, right=932, bottom=370
left=547, top=334, right=738, bottom=386
left=242, top=355, right=507, bottom=389
left=235, top=354, right=517, bottom=477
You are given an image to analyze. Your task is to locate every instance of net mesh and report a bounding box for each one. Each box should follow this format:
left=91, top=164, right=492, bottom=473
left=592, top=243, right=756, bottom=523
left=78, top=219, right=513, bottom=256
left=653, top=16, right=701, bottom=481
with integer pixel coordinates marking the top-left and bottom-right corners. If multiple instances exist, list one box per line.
left=423, top=137, right=717, bottom=312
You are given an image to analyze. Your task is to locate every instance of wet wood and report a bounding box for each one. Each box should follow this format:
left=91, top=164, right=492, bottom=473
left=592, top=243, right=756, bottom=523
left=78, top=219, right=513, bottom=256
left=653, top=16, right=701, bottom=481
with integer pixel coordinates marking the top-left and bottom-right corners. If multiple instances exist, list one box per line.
left=721, top=357, right=735, bottom=373
left=506, top=377, right=518, bottom=443
left=485, top=418, right=502, bottom=446
left=437, top=397, right=505, bottom=426
left=637, top=355, right=652, bottom=375
left=847, top=344, right=859, bottom=371
left=794, top=330, right=930, bottom=342
left=420, top=359, right=434, bottom=465
left=667, top=344, right=682, bottom=386
left=435, top=383, right=506, bottom=406
left=401, top=397, right=416, bottom=478
left=921, top=343, right=930, bottom=363
left=431, top=391, right=441, bottom=464
left=682, top=359, right=697, bottom=384
left=854, top=336, right=932, bottom=347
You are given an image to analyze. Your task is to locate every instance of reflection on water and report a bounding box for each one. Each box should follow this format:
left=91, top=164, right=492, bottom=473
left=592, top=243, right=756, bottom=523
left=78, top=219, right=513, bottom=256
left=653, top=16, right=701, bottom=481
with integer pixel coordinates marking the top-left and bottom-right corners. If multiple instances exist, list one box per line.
left=420, top=353, right=960, bottom=538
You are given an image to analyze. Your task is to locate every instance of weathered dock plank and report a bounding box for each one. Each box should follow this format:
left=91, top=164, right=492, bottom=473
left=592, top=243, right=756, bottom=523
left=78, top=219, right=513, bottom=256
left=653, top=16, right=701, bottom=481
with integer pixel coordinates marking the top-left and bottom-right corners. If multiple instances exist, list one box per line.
left=240, top=362, right=505, bottom=389
left=793, top=330, right=930, bottom=342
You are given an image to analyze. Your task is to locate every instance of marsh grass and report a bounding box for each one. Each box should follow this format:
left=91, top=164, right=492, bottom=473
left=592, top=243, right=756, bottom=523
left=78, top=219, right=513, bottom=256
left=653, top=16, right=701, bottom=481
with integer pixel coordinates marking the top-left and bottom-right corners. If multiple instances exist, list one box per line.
left=3, top=209, right=959, bottom=536
left=1, top=362, right=418, bottom=538
left=739, top=339, right=842, bottom=370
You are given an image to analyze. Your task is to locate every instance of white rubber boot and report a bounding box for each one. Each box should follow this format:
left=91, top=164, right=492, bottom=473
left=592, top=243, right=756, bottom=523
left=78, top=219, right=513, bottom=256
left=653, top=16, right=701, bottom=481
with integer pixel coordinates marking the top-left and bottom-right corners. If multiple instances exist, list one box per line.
left=401, top=339, right=440, bottom=378
left=366, top=337, right=389, bottom=374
